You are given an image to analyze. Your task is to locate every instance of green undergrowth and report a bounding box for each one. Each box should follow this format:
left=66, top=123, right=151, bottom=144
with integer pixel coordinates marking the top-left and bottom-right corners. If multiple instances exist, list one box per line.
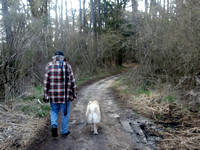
left=19, top=104, right=50, bottom=118
left=18, top=85, right=50, bottom=118
left=112, top=78, right=177, bottom=117
left=76, top=66, right=124, bottom=87
left=113, top=79, right=152, bottom=97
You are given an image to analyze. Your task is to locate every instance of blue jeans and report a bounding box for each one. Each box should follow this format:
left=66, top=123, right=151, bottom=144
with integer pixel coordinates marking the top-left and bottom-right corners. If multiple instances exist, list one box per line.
left=50, top=100, right=70, bottom=134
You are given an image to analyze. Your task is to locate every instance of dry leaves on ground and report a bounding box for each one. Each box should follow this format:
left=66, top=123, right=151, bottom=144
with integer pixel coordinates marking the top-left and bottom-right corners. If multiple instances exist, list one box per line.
left=0, top=103, right=48, bottom=150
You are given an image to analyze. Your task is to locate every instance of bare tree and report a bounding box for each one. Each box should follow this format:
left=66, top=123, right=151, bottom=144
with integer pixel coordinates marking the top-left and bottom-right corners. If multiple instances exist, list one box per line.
left=145, top=0, right=148, bottom=13
left=79, top=0, right=82, bottom=32
left=83, top=0, right=86, bottom=32
left=1, top=0, right=13, bottom=101
left=70, top=0, right=76, bottom=31
left=27, top=0, right=48, bottom=18
left=1, top=0, right=37, bottom=101
left=65, top=0, right=69, bottom=30
left=90, top=0, right=97, bottom=36
left=97, top=0, right=101, bottom=32
left=61, top=0, right=63, bottom=23
left=167, top=0, right=169, bottom=13
left=90, top=0, right=94, bottom=29
left=150, top=0, right=157, bottom=17
left=131, top=0, right=138, bottom=13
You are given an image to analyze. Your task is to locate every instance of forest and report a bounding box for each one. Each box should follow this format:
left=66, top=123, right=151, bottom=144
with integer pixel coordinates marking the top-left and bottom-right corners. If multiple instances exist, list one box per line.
left=0, top=0, right=200, bottom=149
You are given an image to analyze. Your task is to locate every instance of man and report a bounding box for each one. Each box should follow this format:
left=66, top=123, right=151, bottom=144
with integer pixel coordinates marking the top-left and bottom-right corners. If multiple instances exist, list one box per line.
left=43, top=51, right=77, bottom=137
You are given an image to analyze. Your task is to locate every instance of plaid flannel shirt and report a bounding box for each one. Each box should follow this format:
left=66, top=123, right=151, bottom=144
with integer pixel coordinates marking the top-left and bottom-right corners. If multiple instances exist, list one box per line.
left=44, top=60, right=77, bottom=103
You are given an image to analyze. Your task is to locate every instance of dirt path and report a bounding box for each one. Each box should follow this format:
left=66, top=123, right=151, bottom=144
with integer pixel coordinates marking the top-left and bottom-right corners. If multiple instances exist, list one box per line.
left=31, top=75, right=159, bottom=150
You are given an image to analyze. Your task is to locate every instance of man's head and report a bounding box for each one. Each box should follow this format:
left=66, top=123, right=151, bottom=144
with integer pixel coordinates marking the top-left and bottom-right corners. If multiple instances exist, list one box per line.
left=53, top=51, right=65, bottom=61
left=55, top=51, right=64, bottom=56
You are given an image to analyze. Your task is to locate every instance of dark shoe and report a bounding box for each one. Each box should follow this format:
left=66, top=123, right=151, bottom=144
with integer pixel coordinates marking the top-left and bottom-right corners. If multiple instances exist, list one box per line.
left=62, top=131, right=70, bottom=137
left=52, top=126, right=58, bottom=137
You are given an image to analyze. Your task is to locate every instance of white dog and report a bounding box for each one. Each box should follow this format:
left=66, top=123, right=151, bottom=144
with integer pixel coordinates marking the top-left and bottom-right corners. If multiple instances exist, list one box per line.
left=86, top=100, right=101, bottom=135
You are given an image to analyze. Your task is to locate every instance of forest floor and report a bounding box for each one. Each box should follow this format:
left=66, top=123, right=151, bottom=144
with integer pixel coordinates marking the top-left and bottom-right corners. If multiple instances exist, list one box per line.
left=1, top=66, right=200, bottom=150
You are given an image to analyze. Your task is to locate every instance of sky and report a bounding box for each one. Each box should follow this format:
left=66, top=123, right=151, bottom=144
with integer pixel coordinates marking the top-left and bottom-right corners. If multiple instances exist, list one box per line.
left=67, top=0, right=145, bottom=11
left=51, top=0, right=145, bottom=18
left=21, top=0, right=145, bottom=18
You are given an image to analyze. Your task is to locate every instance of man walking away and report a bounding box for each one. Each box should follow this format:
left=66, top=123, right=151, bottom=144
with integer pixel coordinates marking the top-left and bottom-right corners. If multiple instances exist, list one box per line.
left=43, top=51, right=77, bottom=137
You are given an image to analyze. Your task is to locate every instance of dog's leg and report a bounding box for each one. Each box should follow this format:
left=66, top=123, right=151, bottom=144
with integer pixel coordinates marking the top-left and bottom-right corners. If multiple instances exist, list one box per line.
left=94, top=123, right=98, bottom=135
left=90, top=124, right=93, bottom=132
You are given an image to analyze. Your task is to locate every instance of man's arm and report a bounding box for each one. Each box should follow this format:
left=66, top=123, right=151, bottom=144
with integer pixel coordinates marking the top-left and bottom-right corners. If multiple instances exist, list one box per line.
left=44, top=65, right=50, bottom=102
left=69, top=65, right=77, bottom=100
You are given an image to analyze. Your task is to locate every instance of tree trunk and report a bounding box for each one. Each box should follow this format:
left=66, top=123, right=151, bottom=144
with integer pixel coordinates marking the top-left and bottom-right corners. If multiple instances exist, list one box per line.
left=55, top=0, right=58, bottom=42
left=131, top=0, right=138, bottom=13
left=55, top=0, right=58, bottom=23
left=71, top=1, right=75, bottom=31
left=2, top=0, right=13, bottom=50
left=90, top=0, right=94, bottom=29
left=79, top=0, right=82, bottom=32
left=83, top=0, right=86, bottom=32
left=167, top=0, right=169, bottom=13
left=28, top=0, right=48, bottom=18
left=150, top=0, right=156, bottom=17
left=97, top=0, right=101, bottom=32
left=1, top=0, right=13, bottom=102
left=117, top=49, right=123, bottom=66
left=65, top=0, right=69, bottom=30
left=43, top=0, right=48, bottom=17
left=145, top=0, right=148, bottom=13
left=61, top=0, right=63, bottom=23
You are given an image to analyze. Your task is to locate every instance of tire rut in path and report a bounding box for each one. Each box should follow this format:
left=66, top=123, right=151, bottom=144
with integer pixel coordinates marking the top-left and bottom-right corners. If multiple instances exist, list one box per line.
left=33, top=76, right=155, bottom=150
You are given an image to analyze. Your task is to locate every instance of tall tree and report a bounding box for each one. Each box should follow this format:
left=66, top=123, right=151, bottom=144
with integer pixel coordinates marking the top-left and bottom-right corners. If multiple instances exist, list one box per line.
left=1, top=0, right=32, bottom=101
left=131, top=0, right=138, bottom=13
left=90, top=0, right=97, bottom=36
left=150, top=0, right=156, bottom=17
left=65, top=0, right=69, bottom=30
left=61, top=0, right=63, bottom=23
left=83, top=0, right=86, bottom=32
left=145, top=0, right=148, bottom=13
left=97, top=0, right=101, bottom=32
left=55, top=0, right=58, bottom=26
left=28, top=0, right=48, bottom=18
left=90, top=0, right=94, bottom=28
left=71, top=0, right=76, bottom=30
left=1, top=0, right=13, bottom=101
left=167, top=0, right=169, bottom=13
left=2, top=0, right=13, bottom=50
left=79, top=0, right=82, bottom=32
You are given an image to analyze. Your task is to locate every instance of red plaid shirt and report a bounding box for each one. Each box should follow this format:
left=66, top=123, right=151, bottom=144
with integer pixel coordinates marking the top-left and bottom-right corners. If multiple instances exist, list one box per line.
left=44, top=60, right=77, bottom=103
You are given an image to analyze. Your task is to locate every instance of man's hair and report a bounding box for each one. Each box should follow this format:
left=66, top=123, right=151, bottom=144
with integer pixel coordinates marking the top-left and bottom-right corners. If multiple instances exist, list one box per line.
left=52, top=55, right=65, bottom=61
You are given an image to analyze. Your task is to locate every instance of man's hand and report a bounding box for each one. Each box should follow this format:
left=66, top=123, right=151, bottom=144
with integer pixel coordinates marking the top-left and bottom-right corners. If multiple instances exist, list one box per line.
left=73, top=94, right=77, bottom=99
left=43, top=97, right=49, bottom=103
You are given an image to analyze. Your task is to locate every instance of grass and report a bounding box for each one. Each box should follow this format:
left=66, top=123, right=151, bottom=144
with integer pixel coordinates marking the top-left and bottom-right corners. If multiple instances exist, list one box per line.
left=76, top=66, right=124, bottom=87
left=113, top=79, right=152, bottom=97
left=18, top=85, right=50, bottom=118
left=164, top=95, right=175, bottom=103
left=19, top=104, right=50, bottom=118
left=35, top=85, right=43, bottom=95
left=21, top=95, right=36, bottom=101
left=136, top=87, right=151, bottom=96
